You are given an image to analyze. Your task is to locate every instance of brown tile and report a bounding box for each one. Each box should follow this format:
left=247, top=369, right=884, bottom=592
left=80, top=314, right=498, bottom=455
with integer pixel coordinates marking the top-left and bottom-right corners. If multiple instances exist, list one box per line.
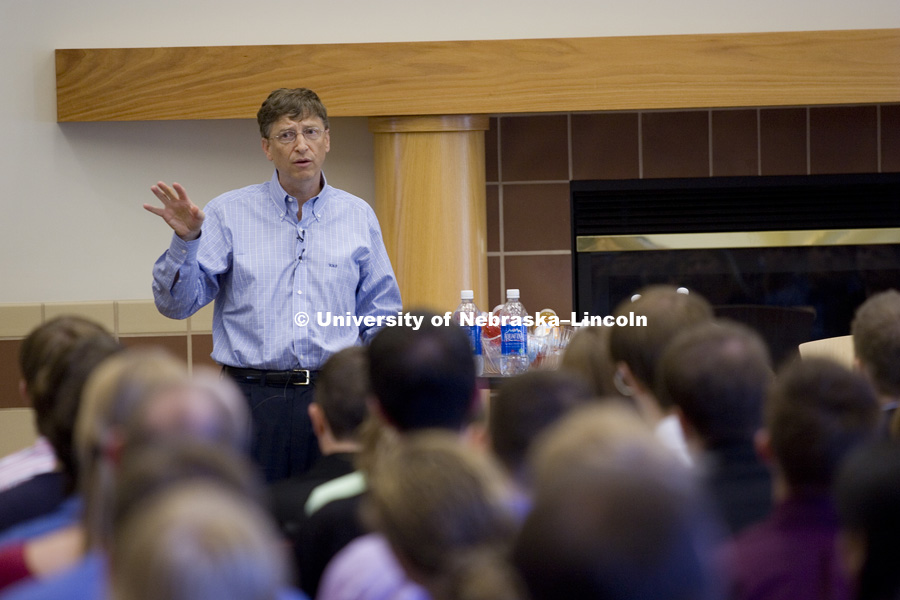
left=500, top=115, right=569, bottom=182
left=760, top=108, right=807, bottom=175
left=0, top=340, right=27, bottom=409
left=504, top=254, right=573, bottom=315
left=642, top=111, right=710, bottom=179
left=810, top=106, right=878, bottom=174
left=882, top=104, right=900, bottom=173
left=119, top=336, right=189, bottom=365
left=502, top=184, right=570, bottom=252
left=191, top=334, right=218, bottom=371
left=572, top=113, right=640, bottom=180
left=712, top=110, right=758, bottom=176
left=488, top=256, right=502, bottom=312
left=486, top=184, right=500, bottom=253
left=485, top=117, right=499, bottom=183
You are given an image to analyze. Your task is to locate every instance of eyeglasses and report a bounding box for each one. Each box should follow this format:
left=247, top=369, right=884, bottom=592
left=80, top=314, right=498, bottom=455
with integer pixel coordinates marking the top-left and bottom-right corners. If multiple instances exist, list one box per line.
left=270, top=127, right=324, bottom=145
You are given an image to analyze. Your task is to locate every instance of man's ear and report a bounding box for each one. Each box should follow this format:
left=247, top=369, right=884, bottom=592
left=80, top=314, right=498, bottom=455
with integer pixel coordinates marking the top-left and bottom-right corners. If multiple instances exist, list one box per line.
left=308, top=403, right=327, bottom=437
left=18, top=379, right=29, bottom=404
left=261, top=137, right=273, bottom=161
left=614, top=362, right=637, bottom=397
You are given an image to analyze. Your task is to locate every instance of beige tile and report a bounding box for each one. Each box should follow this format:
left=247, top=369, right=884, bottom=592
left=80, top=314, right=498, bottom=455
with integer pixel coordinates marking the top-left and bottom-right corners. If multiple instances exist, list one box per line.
left=43, top=302, right=115, bottom=333
left=0, top=304, right=43, bottom=338
left=189, top=303, right=215, bottom=333
left=0, top=408, right=38, bottom=456
left=117, top=300, right=187, bottom=335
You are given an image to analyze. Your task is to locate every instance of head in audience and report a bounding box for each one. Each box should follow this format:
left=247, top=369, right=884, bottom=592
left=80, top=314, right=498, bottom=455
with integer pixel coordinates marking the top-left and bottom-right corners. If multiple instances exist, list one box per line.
left=851, top=289, right=900, bottom=409
left=368, top=310, right=476, bottom=433
left=559, top=325, right=621, bottom=399
left=658, top=319, right=774, bottom=453
left=41, top=334, right=123, bottom=494
left=123, top=366, right=250, bottom=453
left=490, top=370, right=593, bottom=487
left=761, top=358, right=879, bottom=498
left=309, top=345, right=370, bottom=455
left=75, top=348, right=189, bottom=546
left=835, top=441, right=900, bottom=600
left=111, top=482, right=286, bottom=600
left=18, top=315, right=113, bottom=444
left=513, top=404, right=722, bottom=600
left=608, top=285, right=714, bottom=424
left=364, top=431, right=522, bottom=600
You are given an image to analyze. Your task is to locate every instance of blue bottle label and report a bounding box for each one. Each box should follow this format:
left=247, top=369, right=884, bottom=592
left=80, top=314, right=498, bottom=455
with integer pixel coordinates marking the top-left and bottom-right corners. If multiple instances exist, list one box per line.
left=500, top=324, right=527, bottom=356
left=464, top=325, right=482, bottom=356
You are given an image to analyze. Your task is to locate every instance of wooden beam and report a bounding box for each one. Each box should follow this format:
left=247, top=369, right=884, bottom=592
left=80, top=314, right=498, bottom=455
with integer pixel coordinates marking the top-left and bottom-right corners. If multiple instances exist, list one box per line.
left=56, top=29, right=900, bottom=122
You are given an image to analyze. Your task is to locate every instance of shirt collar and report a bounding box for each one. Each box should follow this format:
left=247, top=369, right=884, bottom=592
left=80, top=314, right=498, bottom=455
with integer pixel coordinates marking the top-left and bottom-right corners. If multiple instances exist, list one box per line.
left=267, top=170, right=330, bottom=222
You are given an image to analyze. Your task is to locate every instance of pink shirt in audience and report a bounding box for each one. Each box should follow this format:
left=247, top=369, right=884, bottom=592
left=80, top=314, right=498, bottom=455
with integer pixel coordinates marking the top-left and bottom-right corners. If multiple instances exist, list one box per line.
left=0, top=438, right=56, bottom=493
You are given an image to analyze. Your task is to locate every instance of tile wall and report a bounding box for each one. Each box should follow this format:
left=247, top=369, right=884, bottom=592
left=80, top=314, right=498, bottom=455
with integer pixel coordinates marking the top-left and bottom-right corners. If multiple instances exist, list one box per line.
left=485, top=104, right=900, bottom=314
left=0, top=301, right=217, bottom=409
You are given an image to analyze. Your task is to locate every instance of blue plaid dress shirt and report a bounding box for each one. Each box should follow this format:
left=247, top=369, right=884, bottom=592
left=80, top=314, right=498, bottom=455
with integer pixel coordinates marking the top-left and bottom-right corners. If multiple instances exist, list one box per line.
left=152, top=171, right=402, bottom=370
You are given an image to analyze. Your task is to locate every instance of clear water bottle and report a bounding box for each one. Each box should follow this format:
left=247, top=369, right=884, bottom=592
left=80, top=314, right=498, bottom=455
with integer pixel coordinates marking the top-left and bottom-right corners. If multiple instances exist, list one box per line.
left=500, top=288, right=529, bottom=376
left=453, top=290, right=484, bottom=376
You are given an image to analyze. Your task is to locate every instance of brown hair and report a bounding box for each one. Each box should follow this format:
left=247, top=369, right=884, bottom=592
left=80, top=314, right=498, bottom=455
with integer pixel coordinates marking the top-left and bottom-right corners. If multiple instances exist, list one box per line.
left=365, top=432, right=522, bottom=600
left=315, top=346, right=370, bottom=441
left=257, top=88, right=329, bottom=138
left=608, top=285, right=713, bottom=399
left=767, top=357, right=879, bottom=492
left=657, top=319, right=773, bottom=446
left=851, top=289, right=900, bottom=397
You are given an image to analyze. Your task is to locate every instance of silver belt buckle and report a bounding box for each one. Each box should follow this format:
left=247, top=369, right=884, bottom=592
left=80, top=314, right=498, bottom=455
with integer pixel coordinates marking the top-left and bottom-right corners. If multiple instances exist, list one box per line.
left=290, top=369, right=311, bottom=386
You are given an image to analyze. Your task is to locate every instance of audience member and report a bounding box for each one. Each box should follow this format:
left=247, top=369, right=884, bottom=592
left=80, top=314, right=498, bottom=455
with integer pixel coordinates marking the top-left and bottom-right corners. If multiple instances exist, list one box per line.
left=835, top=441, right=900, bottom=600
left=558, top=325, right=620, bottom=398
left=111, top=482, right=296, bottom=600
left=355, top=432, right=521, bottom=600
left=0, top=317, right=111, bottom=493
left=489, top=370, right=593, bottom=494
left=0, top=318, right=116, bottom=534
left=0, top=349, right=254, bottom=598
left=851, top=289, right=900, bottom=433
left=270, top=346, right=369, bottom=540
left=304, top=312, right=478, bottom=598
left=723, top=358, right=880, bottom=600
left=513, top=403, right=723, bottom=600
left=0, top=333, right=121, bottom=543
left=608, top=285, right=714, bottom=463
left=657, top=319, right=774, bottom=534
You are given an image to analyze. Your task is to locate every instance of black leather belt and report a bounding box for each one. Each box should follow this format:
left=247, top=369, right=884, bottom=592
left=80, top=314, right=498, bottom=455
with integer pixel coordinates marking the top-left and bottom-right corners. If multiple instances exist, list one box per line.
left=222, top=366, right=318, bottom=386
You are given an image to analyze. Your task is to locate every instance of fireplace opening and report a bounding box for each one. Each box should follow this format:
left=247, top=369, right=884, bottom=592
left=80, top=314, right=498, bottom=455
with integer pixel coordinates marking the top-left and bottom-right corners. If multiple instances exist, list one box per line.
left=571, top=173, right=900, bottom=363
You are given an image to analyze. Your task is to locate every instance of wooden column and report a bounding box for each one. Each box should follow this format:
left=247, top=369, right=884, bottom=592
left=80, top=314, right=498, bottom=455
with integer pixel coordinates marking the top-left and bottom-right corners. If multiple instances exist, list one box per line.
left=370, top=115, right=489, bottom=312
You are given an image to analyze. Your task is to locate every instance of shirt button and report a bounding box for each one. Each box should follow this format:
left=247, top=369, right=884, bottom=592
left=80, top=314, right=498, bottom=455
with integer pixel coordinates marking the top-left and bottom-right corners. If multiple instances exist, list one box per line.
left=297, top=290, right=302, bottom=294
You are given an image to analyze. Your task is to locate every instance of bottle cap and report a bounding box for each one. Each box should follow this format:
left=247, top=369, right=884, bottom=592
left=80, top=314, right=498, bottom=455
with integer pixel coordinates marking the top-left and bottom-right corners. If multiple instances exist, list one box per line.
left=460, top=290, right=474, bottom=300
left=506, top=288, right=520, bottom=299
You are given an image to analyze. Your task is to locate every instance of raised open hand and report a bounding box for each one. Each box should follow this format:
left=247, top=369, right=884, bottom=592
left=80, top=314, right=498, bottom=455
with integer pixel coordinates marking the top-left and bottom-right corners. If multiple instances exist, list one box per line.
left=144, top=182, right=205, bottom=241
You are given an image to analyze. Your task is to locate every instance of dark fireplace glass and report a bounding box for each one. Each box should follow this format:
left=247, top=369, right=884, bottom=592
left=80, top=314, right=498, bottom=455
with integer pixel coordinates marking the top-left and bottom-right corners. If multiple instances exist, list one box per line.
left=571, top=173, right=900, bottom=361
left=575, top=243, right=900, bottom=341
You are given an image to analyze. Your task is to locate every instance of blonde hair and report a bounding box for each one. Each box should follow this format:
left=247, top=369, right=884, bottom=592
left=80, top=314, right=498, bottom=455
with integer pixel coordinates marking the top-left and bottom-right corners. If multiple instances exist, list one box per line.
left=365, top=432, right=522, bottom=600
left=75, top=348, right=188, bottom=546
left=111, top=482, right=286, bottom=600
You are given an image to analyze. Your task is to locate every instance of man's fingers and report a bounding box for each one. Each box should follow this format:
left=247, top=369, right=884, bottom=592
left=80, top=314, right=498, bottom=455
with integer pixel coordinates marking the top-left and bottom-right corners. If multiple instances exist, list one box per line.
left=143, top=203, right=165, bottom=217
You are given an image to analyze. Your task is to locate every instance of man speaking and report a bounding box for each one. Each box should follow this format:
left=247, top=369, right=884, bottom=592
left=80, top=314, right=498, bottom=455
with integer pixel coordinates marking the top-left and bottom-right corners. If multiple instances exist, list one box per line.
left=146, top=88, right=401, bottom=482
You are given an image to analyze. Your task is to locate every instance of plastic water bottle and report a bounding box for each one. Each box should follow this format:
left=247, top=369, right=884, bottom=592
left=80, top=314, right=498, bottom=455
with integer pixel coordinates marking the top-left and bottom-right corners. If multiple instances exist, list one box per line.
left=453, top=290, right=484, bottom=376
left=500, top=289, right=529, bottom=376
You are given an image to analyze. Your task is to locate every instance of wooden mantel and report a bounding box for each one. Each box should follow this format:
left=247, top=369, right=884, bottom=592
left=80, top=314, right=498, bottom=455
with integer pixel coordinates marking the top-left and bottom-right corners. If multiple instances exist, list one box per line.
left=56, top=29, right=900, bottom=122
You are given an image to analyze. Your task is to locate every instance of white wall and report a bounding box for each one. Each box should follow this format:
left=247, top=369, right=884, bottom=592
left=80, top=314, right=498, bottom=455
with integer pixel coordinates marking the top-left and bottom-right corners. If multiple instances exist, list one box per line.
left=1, top=0, right=898, bottom=302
